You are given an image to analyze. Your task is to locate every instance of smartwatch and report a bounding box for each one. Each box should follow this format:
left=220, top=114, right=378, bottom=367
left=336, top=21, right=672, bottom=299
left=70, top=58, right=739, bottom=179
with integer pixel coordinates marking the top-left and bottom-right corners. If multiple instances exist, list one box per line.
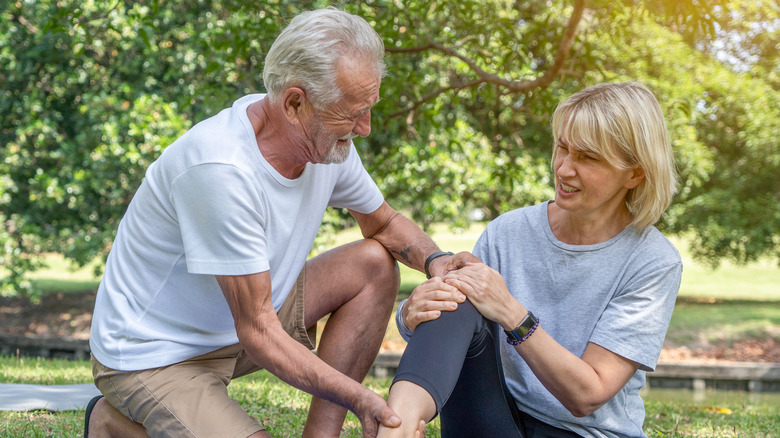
left=504, top=311, right=539, bottom=346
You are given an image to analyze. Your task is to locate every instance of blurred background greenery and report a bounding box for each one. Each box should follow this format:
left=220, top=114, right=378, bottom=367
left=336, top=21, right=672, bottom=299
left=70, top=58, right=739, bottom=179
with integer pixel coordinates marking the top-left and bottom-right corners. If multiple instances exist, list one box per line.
left=1, top=0, right=779, bottom=299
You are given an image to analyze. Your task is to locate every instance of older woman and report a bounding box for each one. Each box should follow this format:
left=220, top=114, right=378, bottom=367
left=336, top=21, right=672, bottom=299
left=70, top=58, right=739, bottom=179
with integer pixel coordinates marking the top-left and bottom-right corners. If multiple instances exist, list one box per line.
left=380, top=82, right=682, bottom=438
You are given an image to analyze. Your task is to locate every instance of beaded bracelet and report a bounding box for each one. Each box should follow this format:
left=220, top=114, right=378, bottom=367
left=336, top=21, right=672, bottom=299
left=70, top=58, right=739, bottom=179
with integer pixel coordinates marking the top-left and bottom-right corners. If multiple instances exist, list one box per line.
left=506, top=317, right=540, bottom=346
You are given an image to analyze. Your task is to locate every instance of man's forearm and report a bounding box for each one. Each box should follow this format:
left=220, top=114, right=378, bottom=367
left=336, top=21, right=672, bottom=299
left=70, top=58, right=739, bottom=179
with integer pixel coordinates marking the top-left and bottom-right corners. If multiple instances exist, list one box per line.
left=241, top=322, right=369, bottom=411
left=372, top=215, right=440, bottom=271
left=218, top=273, right=372, bottom=413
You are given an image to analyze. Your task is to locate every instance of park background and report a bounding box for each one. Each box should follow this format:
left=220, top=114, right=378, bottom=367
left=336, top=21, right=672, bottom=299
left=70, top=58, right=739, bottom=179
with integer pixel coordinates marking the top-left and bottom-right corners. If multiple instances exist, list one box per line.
left=1, top=0, right=778, bottom=436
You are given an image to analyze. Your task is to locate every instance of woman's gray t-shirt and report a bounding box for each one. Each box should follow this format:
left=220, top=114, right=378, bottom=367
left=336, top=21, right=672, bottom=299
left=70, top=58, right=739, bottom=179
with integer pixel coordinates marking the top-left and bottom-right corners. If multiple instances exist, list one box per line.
left=474, top=202, right=681, bottom=438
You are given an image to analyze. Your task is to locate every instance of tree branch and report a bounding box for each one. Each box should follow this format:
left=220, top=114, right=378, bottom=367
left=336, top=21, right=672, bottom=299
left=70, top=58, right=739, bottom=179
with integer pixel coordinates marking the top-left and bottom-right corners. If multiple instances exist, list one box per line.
left=514, top=0, right=586, bottom=91
left=386, top=0, right=587, bottom=118
left=385, top=44, right=434, bottom=54
left=387, top=78, right=484, bottom=119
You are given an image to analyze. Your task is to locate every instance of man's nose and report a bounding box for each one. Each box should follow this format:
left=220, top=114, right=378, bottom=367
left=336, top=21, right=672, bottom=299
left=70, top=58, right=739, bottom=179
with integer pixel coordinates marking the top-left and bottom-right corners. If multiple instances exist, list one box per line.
left=353, top=111, right=371, bottom=137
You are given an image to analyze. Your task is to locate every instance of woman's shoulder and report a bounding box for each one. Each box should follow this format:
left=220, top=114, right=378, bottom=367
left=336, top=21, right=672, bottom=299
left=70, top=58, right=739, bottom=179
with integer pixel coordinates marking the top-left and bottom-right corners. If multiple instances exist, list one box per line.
left=475, top=203, right=549, bottom=262
left=628, top=225, right=682, bottom=268
left=487, top=202, right=548, bottom=229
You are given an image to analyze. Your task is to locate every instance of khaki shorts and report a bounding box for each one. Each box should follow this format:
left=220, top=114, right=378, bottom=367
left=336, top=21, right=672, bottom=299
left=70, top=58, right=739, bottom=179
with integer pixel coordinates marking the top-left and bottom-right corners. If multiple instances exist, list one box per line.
left=91, top=269, right=314, bottom=438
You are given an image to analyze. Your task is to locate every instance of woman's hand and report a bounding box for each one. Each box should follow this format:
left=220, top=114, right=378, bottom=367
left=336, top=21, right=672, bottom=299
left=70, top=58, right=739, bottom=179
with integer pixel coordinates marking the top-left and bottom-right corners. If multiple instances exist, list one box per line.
left=427, top=251, right=482, bottom=278
left=402, top=277, right=466, bottom=332
left=443, top=262, right=525, bottom=330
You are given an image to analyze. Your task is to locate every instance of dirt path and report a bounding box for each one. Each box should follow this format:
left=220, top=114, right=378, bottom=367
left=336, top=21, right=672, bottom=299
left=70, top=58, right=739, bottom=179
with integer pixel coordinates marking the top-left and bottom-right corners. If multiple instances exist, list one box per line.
left=1, top=292, right=778, bottom=363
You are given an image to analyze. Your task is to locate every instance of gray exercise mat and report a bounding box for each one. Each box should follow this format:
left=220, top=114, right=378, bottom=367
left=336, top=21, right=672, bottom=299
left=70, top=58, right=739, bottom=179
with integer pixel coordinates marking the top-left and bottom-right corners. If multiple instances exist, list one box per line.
left=0, top=383, right=101, bottom=411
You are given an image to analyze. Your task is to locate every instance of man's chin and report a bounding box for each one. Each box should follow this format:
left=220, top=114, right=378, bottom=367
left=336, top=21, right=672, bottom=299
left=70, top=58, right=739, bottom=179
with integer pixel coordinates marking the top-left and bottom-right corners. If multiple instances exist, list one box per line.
left=323, top=144, right=350, bottom=164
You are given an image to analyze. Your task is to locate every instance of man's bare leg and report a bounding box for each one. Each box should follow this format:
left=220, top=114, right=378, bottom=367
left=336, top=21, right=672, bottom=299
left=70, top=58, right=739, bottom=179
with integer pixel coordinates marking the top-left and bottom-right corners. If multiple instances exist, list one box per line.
left=301, top=239, right=400, bottom=437
left=87, top=398, right=272, bottom=438
left=86, top=397, right=146, bottom=438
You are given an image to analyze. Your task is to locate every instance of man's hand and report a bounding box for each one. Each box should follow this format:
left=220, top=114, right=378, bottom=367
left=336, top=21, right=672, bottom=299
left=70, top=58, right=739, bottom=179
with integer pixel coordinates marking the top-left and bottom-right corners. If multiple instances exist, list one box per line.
left=414, top=420, right=426, bottom=438
left=426, top=251, right=481, bottom=279
left=353, top=389, right=401, bottom=438
left=218, top=272, right=398, bottom=436
left=402, top=277, right=466, bottom=332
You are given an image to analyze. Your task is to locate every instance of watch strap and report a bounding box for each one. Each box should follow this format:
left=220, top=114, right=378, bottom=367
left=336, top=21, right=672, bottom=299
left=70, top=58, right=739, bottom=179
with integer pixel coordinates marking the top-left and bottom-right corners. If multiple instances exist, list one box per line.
left=424, top=251, right=454, bottom=279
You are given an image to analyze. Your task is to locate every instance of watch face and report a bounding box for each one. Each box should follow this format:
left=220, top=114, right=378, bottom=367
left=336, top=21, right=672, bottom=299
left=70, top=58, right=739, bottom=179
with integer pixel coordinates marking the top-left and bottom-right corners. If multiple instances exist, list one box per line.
left=505, top=330, right=521, bottom=341
left=505, top=311, right=539, bottom=345
left=514, top=325, right=532, bottom=337
left=506, top=311, right=536, bottom=338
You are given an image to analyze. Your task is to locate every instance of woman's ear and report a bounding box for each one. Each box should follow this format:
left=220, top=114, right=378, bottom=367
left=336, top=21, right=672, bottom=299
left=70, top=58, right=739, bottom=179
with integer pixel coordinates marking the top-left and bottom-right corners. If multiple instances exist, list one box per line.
left=625, top=165, right=645, bottom=189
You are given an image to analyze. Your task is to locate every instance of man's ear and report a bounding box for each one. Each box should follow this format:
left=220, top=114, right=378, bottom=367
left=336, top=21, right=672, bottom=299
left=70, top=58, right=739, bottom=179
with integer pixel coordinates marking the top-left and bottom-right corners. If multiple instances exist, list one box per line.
left=282, top=87, right=307, bottom=123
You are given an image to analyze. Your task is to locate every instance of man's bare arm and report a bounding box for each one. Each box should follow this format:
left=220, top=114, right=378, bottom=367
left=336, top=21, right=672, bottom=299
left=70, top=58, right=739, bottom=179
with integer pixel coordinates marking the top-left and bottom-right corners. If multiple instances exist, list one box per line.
left=215, top=272, right=398, bottom=430
left=349, top=201, right=479, bottom=277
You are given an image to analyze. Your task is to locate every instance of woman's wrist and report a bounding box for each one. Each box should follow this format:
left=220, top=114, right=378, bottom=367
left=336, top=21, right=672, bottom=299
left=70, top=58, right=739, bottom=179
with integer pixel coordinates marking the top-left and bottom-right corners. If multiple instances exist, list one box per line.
left=396, top=299, right=414, bottom=340
left=500, top=300, right=528, bottom=331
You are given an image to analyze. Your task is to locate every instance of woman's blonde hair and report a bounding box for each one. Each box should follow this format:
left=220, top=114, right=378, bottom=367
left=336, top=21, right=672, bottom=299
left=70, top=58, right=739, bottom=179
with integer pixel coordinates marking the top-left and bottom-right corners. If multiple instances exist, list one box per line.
left=551, top=82, right=678, bottom=230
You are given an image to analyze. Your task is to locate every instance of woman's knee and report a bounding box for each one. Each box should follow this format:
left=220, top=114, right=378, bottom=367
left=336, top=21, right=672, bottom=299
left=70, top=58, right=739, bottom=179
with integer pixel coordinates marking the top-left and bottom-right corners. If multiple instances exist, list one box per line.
left=437, top=299, right=481, bottom=325
left=416, top=299, right=487, bottom=341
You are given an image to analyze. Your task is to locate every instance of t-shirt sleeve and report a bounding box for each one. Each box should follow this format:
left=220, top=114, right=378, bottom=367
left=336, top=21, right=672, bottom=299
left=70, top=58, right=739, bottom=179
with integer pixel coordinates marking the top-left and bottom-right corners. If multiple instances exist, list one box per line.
left=472, top=228, right=491, bottom=264
left=170, top=163, right=270, bottom=275
left=328, top=144, right=384, bottom=214
left=395, top=299, right=414, bottom=342
left=589, top=260, right=682, bottom=372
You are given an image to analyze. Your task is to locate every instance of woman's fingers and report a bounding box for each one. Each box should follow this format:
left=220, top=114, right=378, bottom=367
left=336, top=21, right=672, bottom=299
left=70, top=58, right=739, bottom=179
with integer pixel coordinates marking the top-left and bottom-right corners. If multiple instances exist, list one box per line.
left=441, top=263, right=518, bottom=324
left=406, top=309, right=443, bottom=331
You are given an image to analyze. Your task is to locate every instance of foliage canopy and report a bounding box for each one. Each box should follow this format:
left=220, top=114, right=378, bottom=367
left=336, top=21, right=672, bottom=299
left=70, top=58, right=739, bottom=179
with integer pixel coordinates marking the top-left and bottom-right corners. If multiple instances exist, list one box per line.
left=1, top=0, right=778, bottom=297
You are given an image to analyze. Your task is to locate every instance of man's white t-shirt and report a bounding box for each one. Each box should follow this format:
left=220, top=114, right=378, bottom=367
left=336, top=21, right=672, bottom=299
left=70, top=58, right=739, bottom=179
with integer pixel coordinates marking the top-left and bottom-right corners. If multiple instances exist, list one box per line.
left=90, top=94, right=384, bottom=371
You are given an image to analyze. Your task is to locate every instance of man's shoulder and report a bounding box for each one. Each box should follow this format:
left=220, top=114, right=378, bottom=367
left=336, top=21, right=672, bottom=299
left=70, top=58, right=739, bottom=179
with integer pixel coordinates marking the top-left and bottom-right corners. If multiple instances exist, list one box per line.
left=162, top=99, right=262, bottom=167
left=186, top=93, right=263, bottom=134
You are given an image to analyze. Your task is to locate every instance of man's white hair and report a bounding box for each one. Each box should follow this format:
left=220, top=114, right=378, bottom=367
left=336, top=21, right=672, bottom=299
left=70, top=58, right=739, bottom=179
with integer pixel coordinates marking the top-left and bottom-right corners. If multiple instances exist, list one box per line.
left=263, top=7, right=386, bottom=110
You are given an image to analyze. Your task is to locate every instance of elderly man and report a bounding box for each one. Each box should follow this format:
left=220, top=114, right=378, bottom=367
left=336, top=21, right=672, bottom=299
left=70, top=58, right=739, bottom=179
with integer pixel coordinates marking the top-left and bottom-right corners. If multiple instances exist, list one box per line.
left=85, top=8, right=472, bottom=438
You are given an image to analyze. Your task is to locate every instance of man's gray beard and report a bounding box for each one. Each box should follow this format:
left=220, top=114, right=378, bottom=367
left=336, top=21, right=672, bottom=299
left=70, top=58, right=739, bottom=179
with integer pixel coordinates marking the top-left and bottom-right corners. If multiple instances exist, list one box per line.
left=322, top=141, right=351, bottom=164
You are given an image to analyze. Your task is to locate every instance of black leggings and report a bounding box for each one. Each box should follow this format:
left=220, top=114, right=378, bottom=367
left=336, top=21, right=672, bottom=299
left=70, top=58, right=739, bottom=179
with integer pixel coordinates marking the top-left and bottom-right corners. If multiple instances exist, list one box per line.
left=393, top=300, right=582, bottom=438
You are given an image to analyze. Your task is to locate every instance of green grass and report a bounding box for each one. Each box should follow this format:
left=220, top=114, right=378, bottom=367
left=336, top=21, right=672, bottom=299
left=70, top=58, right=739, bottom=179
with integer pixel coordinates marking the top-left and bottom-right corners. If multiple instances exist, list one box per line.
left=0, top=357, right=92, bottom=438
left=666, top=300, right=780, bottom=346
left=228, top=371, right=444, bottom=437
left=2, top=225, right=778, bottom=436
left=19, top=253, right=102, bottom=294
left=0, top=410, right=84, bottom=438
left=0, top=356, right=93, bottom=385
left=669, top=237, right=780, bottom=303
left=0, top=357, right=777, bottom=438
left=643, top=399, right=779, bottom=437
